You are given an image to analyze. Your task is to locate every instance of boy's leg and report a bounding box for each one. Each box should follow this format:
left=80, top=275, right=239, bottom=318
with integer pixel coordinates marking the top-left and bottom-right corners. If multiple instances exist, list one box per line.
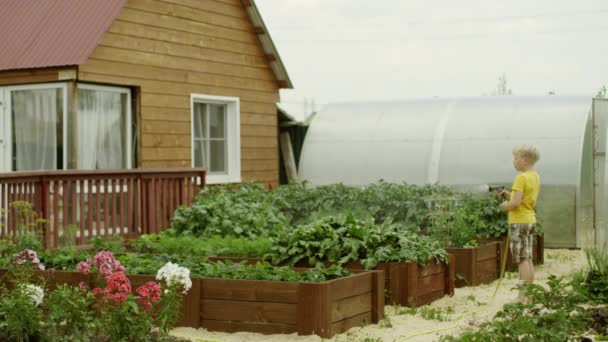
left=509, top=224, right=526, bottom=302
left=517, top=225, right=536, bottom=302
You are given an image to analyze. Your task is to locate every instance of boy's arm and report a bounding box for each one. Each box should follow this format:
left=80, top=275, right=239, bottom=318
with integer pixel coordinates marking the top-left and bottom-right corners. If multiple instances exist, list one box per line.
left=500, top=191, right=523, bottom=211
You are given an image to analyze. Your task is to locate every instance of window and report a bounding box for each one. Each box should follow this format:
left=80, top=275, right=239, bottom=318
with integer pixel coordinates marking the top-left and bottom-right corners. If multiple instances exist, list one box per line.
left=191, top=94, right=240, bottom=184
left=76, top=84, right=132, bottom=169
left=0, top=82, right=132, bottom=172
left=9, top=84, right=66, bottom=171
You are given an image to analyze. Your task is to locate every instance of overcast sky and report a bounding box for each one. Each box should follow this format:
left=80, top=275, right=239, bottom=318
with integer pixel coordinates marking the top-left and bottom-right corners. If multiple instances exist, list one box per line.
left=255, top=0, right=608, bottom=118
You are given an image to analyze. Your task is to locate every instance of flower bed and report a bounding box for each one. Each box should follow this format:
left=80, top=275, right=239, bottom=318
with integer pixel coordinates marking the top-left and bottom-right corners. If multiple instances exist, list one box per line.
left=2, top=249, right=384, bottom=338
left=445, top=242, right=501, bottom=287
left=15, top=268, right=384, bottom=338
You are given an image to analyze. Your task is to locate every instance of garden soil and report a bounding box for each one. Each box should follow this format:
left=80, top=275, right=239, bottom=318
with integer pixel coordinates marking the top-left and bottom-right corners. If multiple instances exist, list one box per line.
left=171, top=249, right=587, bottom=342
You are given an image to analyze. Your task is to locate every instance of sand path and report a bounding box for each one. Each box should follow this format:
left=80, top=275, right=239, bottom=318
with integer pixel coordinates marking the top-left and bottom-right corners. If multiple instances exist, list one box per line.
left=171, top=249, right=587, bottom=342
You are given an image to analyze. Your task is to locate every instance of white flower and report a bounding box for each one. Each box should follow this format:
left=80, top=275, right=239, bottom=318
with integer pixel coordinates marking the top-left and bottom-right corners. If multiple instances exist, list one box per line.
left=21, top=284, right=44, bottom=306
left=156, top=262, right=192, bottom=294
left=538, top=308, right=556, bottom=315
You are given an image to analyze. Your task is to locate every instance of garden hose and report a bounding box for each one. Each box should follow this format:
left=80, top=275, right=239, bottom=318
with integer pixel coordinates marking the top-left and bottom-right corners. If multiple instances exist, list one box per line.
left=400, top=230, right=512, bottom=340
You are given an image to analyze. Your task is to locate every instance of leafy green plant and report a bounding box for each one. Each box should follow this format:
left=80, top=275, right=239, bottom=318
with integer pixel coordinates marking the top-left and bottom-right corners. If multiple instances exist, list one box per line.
left=115, top=253, right=351, bottom=283
left=12, top=201, right=46, bottom=251
left=45, top=284, right=95, bottom=341
left=0, top=284, right=44, bottom=342
left=419, top=305, right=454, bottom=321
left=172, top=183, right=288, bottom=238
left=269, top=214, right=448, bottom=269
left=442, top=275, right=592, bottom=341
left=92, top=234, right=126, bottom=253
left=38, top=248, right=91, bottom=271
left=575, top=244, right=608, bottom=304
left=131, top=232, right=272, bottom=258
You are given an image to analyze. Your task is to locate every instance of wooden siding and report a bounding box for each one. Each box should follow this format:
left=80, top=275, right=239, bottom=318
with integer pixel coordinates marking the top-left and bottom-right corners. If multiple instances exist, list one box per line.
left=79, top=0, right=280, bottom=186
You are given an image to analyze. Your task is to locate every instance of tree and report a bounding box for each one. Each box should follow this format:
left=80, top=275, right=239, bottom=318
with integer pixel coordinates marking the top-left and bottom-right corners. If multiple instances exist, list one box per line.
left=493, top=73, right=512, bottom=96
left=596, top=85, right=606, bottom=98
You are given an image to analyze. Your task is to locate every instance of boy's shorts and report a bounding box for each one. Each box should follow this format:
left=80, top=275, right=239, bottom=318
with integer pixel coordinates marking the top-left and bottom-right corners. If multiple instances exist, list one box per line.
left=509, top=223, right=535, bottom=264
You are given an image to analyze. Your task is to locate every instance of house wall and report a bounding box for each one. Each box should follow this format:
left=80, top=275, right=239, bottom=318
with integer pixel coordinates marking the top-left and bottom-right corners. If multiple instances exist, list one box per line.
left=78, top=0, right=281, bottom=186
left=0, top=68, right=71, bottom=86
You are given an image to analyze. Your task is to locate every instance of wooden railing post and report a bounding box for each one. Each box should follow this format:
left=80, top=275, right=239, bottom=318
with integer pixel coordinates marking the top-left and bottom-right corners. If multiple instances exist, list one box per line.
left=40, top=176, right=50, bottom=249
left=138, top=174, right=146, bottom=236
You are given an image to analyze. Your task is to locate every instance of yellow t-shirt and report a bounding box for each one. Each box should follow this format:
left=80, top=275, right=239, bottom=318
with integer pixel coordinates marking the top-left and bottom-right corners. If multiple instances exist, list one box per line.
left=508, top=170, right=541, bottom=224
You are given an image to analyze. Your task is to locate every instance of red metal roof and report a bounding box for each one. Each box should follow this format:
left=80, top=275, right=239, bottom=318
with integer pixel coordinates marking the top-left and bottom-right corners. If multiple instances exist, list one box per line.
left=0, top=0, right=126, bottom=71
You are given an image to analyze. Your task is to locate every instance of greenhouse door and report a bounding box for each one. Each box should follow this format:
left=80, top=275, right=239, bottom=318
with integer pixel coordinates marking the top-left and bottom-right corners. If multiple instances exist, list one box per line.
left=593, top=98, right=608, bottom=247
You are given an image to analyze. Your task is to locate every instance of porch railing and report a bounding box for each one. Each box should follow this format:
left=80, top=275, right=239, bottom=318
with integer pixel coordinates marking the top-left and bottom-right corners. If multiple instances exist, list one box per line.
left=0, top=168, right=206, bottom=249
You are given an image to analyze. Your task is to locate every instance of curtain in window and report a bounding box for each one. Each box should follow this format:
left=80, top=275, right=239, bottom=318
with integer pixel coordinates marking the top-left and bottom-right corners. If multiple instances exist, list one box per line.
left=77, top=89, right=123, bottom=169
left=12, top=89, right=58, bottom=171
left=193, top=102, right=227, bottom=173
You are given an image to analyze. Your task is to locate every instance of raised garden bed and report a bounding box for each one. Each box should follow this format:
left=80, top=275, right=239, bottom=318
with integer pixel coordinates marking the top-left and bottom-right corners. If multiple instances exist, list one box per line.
left=9, top=268, right=384, bottom=338
left=294, top=256, right=455, bottom=308
left=478, top=233, right=544, bottom=272
left=344, top=258, right=455, bottom=307
left=446, top=242, right=500, bottom=288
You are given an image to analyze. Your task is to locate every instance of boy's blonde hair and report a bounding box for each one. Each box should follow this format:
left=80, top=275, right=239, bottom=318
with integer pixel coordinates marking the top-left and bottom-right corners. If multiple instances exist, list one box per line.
left=513, top=144, right=540, bottom=165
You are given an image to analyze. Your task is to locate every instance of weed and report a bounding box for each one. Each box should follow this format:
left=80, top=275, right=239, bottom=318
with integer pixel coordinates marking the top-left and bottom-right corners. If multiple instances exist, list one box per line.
left=378, top=315, right=393, bottom=328
left=419, top=305, right=454, bottom=321
left=395, top=305, right=417, bottom=316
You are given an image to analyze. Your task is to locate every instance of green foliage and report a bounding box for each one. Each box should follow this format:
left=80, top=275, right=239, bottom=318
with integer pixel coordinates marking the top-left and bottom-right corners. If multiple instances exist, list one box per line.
left=92, top=235, right=126, bottom=253
left=419, top=305, right=454, bottom=321
left=115, top=253, right=351, bottom=283
left=172, top=183, right=288, bottom=238
left=269, top=214, right=448, bottom=269
left=571, top=244, right=608, bottom=304
left=459, top=193, right=508, bottom=239
left=155, top=287, right=182, bottom=340
left=273, top=181, right=364, bottom=224
left=0, top=284, right=44, bottom=342
left=38, top=249, right=91, bottom=271
left=96, top=294, right=153, bottom=342
left=45, top=285, right=95, bottom=341
left=11, top=201, right=46, bottom=251
left=442, top=275, right=592, bottom=341
left=360, top=181, right=455, bottom=229
left=170, top=181, right=508, bottom=253
left=132, top=232, right=272, bottom=258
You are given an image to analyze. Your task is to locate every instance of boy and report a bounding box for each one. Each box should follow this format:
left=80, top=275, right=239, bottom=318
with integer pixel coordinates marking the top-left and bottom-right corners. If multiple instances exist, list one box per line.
left=499, top=144, right=541, bottom=303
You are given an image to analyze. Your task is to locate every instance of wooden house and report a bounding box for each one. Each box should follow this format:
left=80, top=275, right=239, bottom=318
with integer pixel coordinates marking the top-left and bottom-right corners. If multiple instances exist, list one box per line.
left=0, top=0, right=292, bottom=187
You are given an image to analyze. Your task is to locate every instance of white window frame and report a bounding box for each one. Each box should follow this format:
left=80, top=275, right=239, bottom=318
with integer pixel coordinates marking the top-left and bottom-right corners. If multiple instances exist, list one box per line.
left=0, top=82, right=133, bottom=172
left=1, top=82, right=68, bottom=172
left=190, top=94, right=241, bottom=184
left=77, top=83, right=133, bottom=169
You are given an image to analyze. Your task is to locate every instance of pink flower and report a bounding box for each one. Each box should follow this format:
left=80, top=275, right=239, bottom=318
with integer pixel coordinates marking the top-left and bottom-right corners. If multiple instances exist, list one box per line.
left=93, top=251, right=115, bottom=268
left=79, top=281, right=89, bottom=291
left=93, top=272, right=132, bottom=304
left=12, top=249, right=45, bottom=270
left=99, top=264, right=113, bottom=278
left=92, top=288, right=104, bottom=297
left=77, top=259, right=91, bottom=274
left=136, top=282, right=162, bottom=311
left=92, top=251, right=124, bottom=279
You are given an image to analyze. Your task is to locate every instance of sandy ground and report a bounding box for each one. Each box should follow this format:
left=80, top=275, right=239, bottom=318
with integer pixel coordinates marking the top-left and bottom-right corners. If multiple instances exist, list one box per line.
left=171, top=249, right=587, bottom=342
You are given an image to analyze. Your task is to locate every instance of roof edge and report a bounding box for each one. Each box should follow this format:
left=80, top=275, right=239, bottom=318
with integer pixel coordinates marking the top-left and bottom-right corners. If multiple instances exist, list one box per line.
left=242, top=0, right=293, bottom=89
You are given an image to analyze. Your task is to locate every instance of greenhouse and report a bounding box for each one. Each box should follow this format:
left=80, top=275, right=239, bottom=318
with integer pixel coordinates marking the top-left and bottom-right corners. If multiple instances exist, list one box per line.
left=298, top=96, right=608, bottom=249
